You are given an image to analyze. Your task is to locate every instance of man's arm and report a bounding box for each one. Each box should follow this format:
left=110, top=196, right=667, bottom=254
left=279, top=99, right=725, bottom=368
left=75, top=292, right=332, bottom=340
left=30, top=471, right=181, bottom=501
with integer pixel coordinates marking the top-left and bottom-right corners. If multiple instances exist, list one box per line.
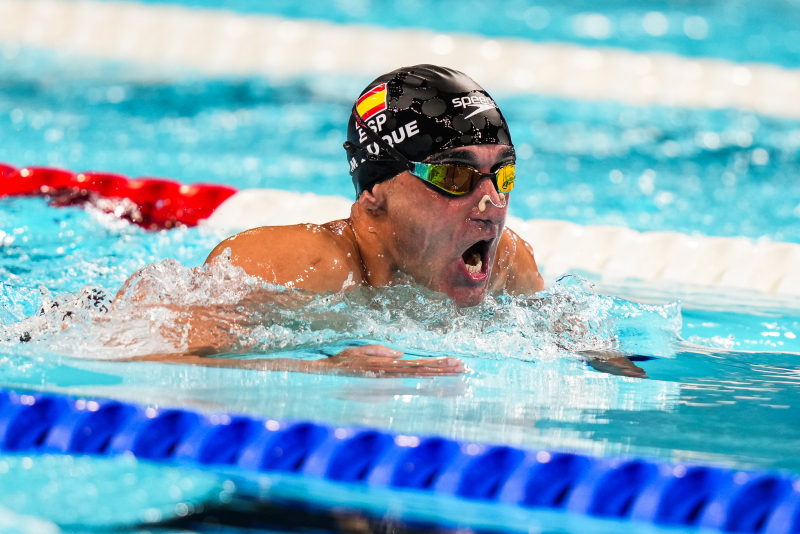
left=128, top=345, right=467, bottom=378
left=488, top=229, right=650, bottom=378
left=115, top=223, right=468, bottom=377
left=121, top=274, right=468, bottom=377
left=106, top=298, right=467, bottom=378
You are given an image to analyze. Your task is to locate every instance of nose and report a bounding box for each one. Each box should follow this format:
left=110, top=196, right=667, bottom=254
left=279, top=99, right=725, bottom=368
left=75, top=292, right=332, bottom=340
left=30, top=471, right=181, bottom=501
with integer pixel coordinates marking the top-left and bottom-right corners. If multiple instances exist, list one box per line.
left=471, top=177, right=506, bottom=220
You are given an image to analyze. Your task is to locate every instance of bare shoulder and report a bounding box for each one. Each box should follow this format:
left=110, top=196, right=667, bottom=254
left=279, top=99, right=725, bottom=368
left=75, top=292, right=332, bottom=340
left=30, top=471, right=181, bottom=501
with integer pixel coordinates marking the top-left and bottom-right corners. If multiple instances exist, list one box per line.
left=489, top=227, right=545, bottom=296
left=206, top=220, right=364, bottom=292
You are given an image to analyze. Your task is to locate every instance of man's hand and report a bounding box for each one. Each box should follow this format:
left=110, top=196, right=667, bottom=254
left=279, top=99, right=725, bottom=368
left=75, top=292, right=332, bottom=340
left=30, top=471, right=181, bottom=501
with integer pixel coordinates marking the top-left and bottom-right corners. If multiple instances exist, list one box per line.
left=128, top=344, right=468, bottom=378
left=313, top=344, right=467, bottom=378
left=582, top=350, right=648, bottom=378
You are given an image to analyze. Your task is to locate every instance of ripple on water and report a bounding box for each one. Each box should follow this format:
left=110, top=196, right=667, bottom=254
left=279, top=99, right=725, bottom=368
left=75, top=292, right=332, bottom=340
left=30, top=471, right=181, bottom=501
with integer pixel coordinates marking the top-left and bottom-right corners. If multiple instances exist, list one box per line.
left=0, top=250, right=682, bottom=363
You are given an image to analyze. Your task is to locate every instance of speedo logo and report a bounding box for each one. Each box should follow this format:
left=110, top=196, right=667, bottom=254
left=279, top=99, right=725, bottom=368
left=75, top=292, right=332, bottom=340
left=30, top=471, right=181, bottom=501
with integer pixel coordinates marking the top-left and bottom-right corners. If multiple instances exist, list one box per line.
left=452, top=95, right=498, bottom=119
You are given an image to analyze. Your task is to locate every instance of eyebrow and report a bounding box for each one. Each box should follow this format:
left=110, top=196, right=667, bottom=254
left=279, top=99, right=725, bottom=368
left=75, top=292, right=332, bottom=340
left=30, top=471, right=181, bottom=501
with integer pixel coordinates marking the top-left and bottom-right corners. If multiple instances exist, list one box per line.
left=424, top=147, right=516, bottom=166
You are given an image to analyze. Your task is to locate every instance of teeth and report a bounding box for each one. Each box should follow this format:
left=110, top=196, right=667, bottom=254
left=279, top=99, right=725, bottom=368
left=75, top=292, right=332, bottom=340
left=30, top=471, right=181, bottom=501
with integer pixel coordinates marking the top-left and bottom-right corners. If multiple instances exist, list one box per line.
left=464, top=250, right=483, bottom=275
left=466, top=259, right=482, bottom=274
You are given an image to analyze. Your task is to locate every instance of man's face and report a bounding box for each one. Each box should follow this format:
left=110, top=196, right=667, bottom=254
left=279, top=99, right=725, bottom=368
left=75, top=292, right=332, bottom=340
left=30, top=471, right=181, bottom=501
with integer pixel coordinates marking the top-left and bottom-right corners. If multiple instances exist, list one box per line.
left=379, top=144, right=514, bottom=307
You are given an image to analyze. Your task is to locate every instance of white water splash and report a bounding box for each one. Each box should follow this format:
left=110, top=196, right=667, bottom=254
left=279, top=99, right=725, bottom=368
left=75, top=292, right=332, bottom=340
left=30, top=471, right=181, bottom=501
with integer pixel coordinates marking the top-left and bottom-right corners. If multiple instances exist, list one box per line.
left=1, top=250, right=682, bottom=361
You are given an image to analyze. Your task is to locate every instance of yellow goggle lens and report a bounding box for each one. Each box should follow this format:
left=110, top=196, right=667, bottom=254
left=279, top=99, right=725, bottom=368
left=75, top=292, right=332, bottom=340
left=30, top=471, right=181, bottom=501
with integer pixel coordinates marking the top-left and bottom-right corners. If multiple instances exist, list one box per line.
left=496, top=165, right=515, bottom=193
left=414, top=163, right=515, bottom=196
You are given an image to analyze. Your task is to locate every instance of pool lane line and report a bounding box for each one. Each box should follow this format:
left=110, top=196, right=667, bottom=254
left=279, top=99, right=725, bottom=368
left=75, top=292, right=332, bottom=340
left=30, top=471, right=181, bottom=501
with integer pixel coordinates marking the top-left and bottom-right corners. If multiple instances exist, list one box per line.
left=1, top=0, right=800, bottom=119
left=209, top=187, right=800, bottom=299
left=0, top=163, right=236, bottom=230
left=1, top=387, right=800, bottom=533
left=4, top=161, right=800, bottom=299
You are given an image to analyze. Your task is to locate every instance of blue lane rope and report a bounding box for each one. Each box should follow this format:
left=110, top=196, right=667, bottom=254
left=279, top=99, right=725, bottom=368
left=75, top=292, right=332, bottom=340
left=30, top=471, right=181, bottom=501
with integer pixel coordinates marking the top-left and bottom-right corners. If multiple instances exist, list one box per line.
left=0, top=388, right=798, bottom=533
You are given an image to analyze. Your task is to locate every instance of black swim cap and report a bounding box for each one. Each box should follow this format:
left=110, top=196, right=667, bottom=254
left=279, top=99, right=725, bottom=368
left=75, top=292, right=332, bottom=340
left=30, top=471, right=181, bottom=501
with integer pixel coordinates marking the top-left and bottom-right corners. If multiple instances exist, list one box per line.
left=344, top=65, right=513, bottom=198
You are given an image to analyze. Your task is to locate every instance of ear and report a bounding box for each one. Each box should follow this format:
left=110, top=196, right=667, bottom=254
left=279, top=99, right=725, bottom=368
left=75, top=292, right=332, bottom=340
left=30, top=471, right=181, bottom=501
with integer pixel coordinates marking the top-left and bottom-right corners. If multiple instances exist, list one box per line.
left=357, top=181, right=388, bottom=213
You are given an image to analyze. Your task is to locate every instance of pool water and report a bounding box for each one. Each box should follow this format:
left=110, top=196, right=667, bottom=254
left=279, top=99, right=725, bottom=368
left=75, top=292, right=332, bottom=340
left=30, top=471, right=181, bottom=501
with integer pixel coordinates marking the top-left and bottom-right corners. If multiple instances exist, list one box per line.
left=101, top=0, right=800, bottom=68
left=3, top=47, right=800, bottom=243
left=2, top=189, right=800, bottom=530
left=0, top=453, right=222, bottom=528
left=2, top=1, right=800, bottom=531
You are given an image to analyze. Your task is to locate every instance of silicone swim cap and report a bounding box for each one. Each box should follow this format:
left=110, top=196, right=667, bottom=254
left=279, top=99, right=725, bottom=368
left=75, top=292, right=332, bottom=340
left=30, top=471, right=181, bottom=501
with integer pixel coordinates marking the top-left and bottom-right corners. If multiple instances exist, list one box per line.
left=344, top=65, right=513, bottom=198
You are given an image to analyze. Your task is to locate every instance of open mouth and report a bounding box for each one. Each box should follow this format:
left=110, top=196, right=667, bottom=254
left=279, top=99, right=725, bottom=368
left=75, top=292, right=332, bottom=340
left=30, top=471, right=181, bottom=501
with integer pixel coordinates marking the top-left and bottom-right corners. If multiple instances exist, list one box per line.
left=461, top=239, right=490, bottom=277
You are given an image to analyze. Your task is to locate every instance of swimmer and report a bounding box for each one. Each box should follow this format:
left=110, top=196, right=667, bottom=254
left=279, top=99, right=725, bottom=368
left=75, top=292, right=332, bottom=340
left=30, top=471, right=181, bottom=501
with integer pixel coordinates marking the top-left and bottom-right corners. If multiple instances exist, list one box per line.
left=132, top=64, right=640, bottom=378
left=208, top=65, right=544, bottom=304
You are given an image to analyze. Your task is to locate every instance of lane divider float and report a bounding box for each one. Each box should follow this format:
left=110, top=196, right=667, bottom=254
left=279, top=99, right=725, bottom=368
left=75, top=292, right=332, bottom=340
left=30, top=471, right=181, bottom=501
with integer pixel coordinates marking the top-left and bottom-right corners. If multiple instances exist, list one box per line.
left=208, top=187, right=800, bottom=298
left=0, top=163, right=236, bottom=230
left=0, top=387, right=798, bottom=533
left=5, top=163, right=800, bottom=298
left=2, top=0, right=800, bottom=118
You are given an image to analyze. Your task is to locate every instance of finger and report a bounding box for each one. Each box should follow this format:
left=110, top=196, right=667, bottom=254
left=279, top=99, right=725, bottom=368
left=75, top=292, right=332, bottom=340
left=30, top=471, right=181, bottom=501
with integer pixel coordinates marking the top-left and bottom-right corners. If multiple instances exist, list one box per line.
left=368, top=359, right=467, bottom=375
left=358, top=344, right=404, bottom=359
left=403, top=359, right=466, bottom=373
left=336, top=345, right=403, bottom=359
left=325, top=353, right=467, bottom=377
left=396, top=356, right=463, bottom=368
left=371, top=369, right=463, bottom=378
left=401, top=367, right=464, bottom=377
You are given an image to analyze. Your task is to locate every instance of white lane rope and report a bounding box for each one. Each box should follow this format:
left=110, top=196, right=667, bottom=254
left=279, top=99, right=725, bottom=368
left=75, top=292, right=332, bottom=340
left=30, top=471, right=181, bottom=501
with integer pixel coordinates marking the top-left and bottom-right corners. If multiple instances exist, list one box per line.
left=205, top=189, right=800, bottom=299
left=4, top=1, right=800, bottom=300
left=1, top=0, right=800, bottom=118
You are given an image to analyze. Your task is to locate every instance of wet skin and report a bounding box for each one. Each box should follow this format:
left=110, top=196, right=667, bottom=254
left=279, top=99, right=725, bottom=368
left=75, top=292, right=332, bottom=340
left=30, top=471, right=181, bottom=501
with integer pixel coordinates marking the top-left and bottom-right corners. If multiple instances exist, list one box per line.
left=129, top=144, right=642, bottom=378
left=206, top=145, right=544, bottom=303
left=152, top=145, right=542, bottom=377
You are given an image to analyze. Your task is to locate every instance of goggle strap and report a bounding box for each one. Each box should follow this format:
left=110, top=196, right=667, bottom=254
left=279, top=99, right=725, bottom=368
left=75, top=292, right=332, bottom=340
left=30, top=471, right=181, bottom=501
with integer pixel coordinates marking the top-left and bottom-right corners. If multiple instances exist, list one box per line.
left=351, top=106, right=415, bottom=172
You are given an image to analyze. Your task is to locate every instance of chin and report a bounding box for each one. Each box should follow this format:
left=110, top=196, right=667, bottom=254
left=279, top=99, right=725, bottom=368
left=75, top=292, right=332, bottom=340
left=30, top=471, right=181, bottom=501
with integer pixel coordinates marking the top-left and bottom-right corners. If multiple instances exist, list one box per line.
left=447, top=285, right=488, bottom=307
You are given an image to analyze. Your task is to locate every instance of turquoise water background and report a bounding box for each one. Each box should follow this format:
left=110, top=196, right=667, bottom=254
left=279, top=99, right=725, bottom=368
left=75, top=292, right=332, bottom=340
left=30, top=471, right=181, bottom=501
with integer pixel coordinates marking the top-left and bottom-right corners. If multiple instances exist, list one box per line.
left=2, top=0, right=800, bottom=531
left=2, top=47, right=800, bottom=242
left=101, top=0, right=800, bottom=67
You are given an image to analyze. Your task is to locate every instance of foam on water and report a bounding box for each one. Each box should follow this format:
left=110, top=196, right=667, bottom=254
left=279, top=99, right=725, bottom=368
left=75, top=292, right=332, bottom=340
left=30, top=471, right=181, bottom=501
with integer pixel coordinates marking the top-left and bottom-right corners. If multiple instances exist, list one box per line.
left=3, top=5, right=800, bottom=529
left=2, top=195, right=799, bottom=475
left=0, top=250, right=682, bottom=364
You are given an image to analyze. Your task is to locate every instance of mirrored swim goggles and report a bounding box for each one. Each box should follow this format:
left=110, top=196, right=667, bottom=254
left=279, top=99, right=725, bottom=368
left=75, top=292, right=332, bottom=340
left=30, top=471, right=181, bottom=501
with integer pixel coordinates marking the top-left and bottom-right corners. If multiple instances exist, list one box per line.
left=349, top=106, right=515, bottom=196
left=409, top=161, right=514, bottom=196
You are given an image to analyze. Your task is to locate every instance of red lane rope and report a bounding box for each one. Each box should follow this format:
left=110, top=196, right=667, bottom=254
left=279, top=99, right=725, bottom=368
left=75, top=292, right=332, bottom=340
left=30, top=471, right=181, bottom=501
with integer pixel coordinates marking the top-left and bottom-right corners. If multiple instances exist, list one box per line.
left=0, top=163, right=237, bottom=230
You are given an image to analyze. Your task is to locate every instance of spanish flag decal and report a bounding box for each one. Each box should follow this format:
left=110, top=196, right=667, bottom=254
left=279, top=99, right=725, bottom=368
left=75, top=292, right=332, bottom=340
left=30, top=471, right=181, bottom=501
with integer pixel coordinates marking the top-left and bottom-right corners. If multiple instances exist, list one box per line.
left=356, top=83, right=387, bottom=121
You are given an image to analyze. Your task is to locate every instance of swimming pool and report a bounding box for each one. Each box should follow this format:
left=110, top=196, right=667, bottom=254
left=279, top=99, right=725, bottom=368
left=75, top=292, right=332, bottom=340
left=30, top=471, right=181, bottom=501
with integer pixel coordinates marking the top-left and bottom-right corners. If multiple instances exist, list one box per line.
left=2, top=0, right=800, bottom=531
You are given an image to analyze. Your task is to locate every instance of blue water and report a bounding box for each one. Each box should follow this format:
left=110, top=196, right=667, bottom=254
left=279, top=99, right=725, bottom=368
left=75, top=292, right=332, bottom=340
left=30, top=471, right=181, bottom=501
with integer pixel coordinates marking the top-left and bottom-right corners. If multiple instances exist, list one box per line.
left=101, top=0, right=800, bottom=69
left=0, top=453, right=223, bottom=528
left=2, top=194, right=800, bottom=531
left=3, top=48, right=800, bottom=243
left=2, top=2, right=800, bottom=532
